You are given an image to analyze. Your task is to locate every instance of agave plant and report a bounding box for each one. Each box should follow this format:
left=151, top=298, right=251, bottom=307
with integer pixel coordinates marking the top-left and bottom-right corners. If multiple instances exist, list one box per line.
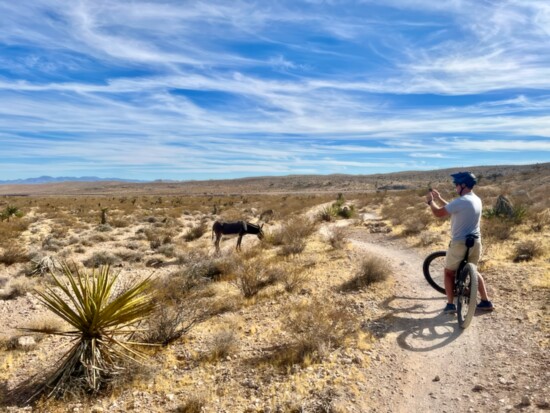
left=28, top=263, right=155, bottom=400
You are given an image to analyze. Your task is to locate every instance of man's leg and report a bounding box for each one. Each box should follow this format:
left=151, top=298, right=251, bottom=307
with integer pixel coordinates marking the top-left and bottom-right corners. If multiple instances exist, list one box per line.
left=477, top=273, right=490, bottom=301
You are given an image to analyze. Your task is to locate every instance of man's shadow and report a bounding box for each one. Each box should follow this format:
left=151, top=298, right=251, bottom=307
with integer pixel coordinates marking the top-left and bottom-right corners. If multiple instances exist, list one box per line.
left=363, top=295, right=463, bottom=352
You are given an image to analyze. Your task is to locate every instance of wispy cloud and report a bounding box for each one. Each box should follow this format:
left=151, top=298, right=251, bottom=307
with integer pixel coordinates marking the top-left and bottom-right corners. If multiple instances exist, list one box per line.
left=0, top=0, right=548, bottom=180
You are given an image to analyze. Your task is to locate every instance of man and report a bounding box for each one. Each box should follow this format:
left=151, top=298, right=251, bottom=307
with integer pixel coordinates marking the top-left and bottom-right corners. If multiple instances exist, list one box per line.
left=426, top=171, right=494, bottom=313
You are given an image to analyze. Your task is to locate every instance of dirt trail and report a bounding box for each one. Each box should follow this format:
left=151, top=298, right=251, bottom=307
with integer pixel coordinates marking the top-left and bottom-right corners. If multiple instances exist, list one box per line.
left=346, top=229, right=489, bottom=413
left=341, top=220, right=548, bottom=413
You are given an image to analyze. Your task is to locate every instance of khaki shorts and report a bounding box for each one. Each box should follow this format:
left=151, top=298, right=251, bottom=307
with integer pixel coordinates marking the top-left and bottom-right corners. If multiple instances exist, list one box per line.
left=445, top=240, right=482, bottom=271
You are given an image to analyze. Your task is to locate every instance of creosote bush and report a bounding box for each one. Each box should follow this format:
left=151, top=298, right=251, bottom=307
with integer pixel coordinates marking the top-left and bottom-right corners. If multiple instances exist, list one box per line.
left=513, top=240, right=545, bottom=262
left=232, top=260, right=278, bottom=298
left=326, top=226, right=347, bottom=249
left=83, top=251, right=121, bottom=268
left=483, top=219, right=513, bottom=241
left=183, top=221, right=208, bottom=242
left=273, top=298, right=357, bottom=367
left=0, top=244, right=29, bottom=266
left=341, top=254, right=390, bottom=291
left=204, top=329, right=238, bottom=362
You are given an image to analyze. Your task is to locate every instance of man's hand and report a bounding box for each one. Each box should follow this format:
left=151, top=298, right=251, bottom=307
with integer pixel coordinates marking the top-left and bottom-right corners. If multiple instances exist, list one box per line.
left=431, top=188, right=442, bottom=202
left=425, top=192, right=434, bottom=204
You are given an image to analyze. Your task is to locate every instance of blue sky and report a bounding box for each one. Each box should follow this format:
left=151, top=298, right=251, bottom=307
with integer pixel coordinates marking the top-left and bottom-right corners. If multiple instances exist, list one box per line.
left=1, top=0, right=549, bottom=181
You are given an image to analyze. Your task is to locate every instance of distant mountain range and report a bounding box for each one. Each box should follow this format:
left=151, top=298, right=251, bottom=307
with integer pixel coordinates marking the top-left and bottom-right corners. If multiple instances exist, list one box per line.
left=0, top=176, right=146, bottom=185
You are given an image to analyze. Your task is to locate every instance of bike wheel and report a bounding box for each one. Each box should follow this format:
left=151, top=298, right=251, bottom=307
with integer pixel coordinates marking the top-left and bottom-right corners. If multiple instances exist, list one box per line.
left=456, top=263, right=478, bottom=329
left=422, top=251, right=446, bottom=294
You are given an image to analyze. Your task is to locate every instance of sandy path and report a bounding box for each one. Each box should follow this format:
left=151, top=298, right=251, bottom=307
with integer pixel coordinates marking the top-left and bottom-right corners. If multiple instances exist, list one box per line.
left=346, top=229, right=485, bottom=413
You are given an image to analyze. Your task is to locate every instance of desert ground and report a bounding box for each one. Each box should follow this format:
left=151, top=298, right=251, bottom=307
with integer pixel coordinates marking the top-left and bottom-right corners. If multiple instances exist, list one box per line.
left=0, top=163, right=548, bottom=412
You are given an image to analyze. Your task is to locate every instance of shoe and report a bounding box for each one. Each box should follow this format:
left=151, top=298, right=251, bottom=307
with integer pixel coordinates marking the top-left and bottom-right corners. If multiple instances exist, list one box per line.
left=476, top=300, right=494, bottom=311
left=443, top=303, right=457, bottom=314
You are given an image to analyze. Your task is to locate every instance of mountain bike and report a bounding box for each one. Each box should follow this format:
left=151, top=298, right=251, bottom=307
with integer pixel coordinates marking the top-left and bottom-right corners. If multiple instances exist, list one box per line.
left=423, top=235, right=479, bottom=329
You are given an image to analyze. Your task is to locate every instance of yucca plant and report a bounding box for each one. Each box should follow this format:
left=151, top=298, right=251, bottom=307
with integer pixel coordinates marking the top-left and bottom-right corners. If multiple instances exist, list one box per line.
left=27, top=263, right=155, bottom=401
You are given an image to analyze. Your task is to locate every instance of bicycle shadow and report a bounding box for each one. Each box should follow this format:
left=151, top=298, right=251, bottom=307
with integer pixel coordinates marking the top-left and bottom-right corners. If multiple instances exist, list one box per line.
left=364, top=295, right=463, bottom=352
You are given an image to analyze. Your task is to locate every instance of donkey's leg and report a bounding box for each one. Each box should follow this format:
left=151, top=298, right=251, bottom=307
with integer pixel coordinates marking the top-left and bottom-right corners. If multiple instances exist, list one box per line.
left=215, top=234, right=221, bottom=253
left=236, top=234, right=243, bottom=251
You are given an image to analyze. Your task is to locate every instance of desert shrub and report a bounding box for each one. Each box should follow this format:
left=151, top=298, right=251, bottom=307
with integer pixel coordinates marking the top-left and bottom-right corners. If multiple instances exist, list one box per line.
left=530, top=210, right=550, bottom=232
left=326, top=226, right=347, bottom=249
left=270, top=216, right=315, bottom=245
left=0, top=336, right=20, bottom=351
left=275, top=298, right=357, bottom=367
left=96, top=223, right=113, bottom=232
left=417, top=232, right=441, bottom=247
left=232, top=260, right=277, bottom=298
left=41, top=235, right=65, bottom=252
left=175, top=398, right=206, bottom=413
left=483, top=219, right=514, bottom=241
left=114, top=249, right=142, bottom=263
left=23, top=314, right=65, bottom=334
left=341, top=254, right=390, bottom=291
left=0, top=244, right=29, bottom=266
left=280, top=266, right=308, bottom=293
left=183, top=221, right=207, bottom=242
left=110, top=217, right=131, bottom=228
left=145, top=228, right=174, bottom=250
left=0, top=277, right=35, bottom=300
left=82, top=251, right=121, bottom=268
left=0, top=219, right=31, bottom=247
left=279, top=239, right=306, bottom=256
left=140, top=300, right=204, bottom=346
left=204, top=329, right=238, bottom=362
left=513, top=240, right=545, bottom=262
left=156, top=243, right=176, bottom=258
left=181, top=249, right=238, bottom=279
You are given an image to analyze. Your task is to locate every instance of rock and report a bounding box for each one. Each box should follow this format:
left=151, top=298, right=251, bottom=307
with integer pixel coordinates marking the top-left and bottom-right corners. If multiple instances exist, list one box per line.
left=472, top=384, right=484, bottom=392
left=494, top=195, right=514, bottom=218
left=17, top=335, right=37, bottom=350
left=433, top=375, right=440, bottom=382
left=520, top=395, right=531, bottom=406
left=91, top=406, right=104, bottom=413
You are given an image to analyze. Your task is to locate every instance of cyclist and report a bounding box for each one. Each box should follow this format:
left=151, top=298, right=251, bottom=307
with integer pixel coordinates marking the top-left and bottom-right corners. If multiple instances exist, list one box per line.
left=426, top=172, right=494, bottom=313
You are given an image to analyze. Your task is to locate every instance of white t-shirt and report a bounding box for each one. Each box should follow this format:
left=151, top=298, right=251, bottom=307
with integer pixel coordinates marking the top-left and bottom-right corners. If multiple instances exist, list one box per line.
left=444, top=192, right=482, bottom=241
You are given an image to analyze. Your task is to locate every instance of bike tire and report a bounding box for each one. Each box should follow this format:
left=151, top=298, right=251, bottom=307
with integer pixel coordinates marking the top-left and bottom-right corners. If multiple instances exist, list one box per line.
left=456, top=263, right=478, bottom=329
left=422, top=251, right=446, bottom=294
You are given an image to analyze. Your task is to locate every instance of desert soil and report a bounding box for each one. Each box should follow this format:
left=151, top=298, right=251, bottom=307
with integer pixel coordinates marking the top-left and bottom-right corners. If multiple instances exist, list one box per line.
left=1, top=206, right=548, bottom=412
left=345, top=228, right=549, bottom=413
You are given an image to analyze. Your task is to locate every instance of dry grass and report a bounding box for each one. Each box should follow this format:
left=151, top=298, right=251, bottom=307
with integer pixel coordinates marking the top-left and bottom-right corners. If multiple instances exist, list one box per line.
left=0, top=166, right=547, bottom=411
left=0, top=277, right=36, bottom=300
left=513, top=240, right=546, bottom=262
left=0, top=244, right=29, bottom=266
left=270, top=298, right=358, bottom=368
left=232, top=259, right=278, bottom=298
left=183, top=221, right=208, bottom=242
left=203, top=329, right=239, bottom=362
left=326, top=226, right=347, bottom=249
left=340, top=254, right=391, bottom=291
left=174, top=397, right=206, bottom=413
